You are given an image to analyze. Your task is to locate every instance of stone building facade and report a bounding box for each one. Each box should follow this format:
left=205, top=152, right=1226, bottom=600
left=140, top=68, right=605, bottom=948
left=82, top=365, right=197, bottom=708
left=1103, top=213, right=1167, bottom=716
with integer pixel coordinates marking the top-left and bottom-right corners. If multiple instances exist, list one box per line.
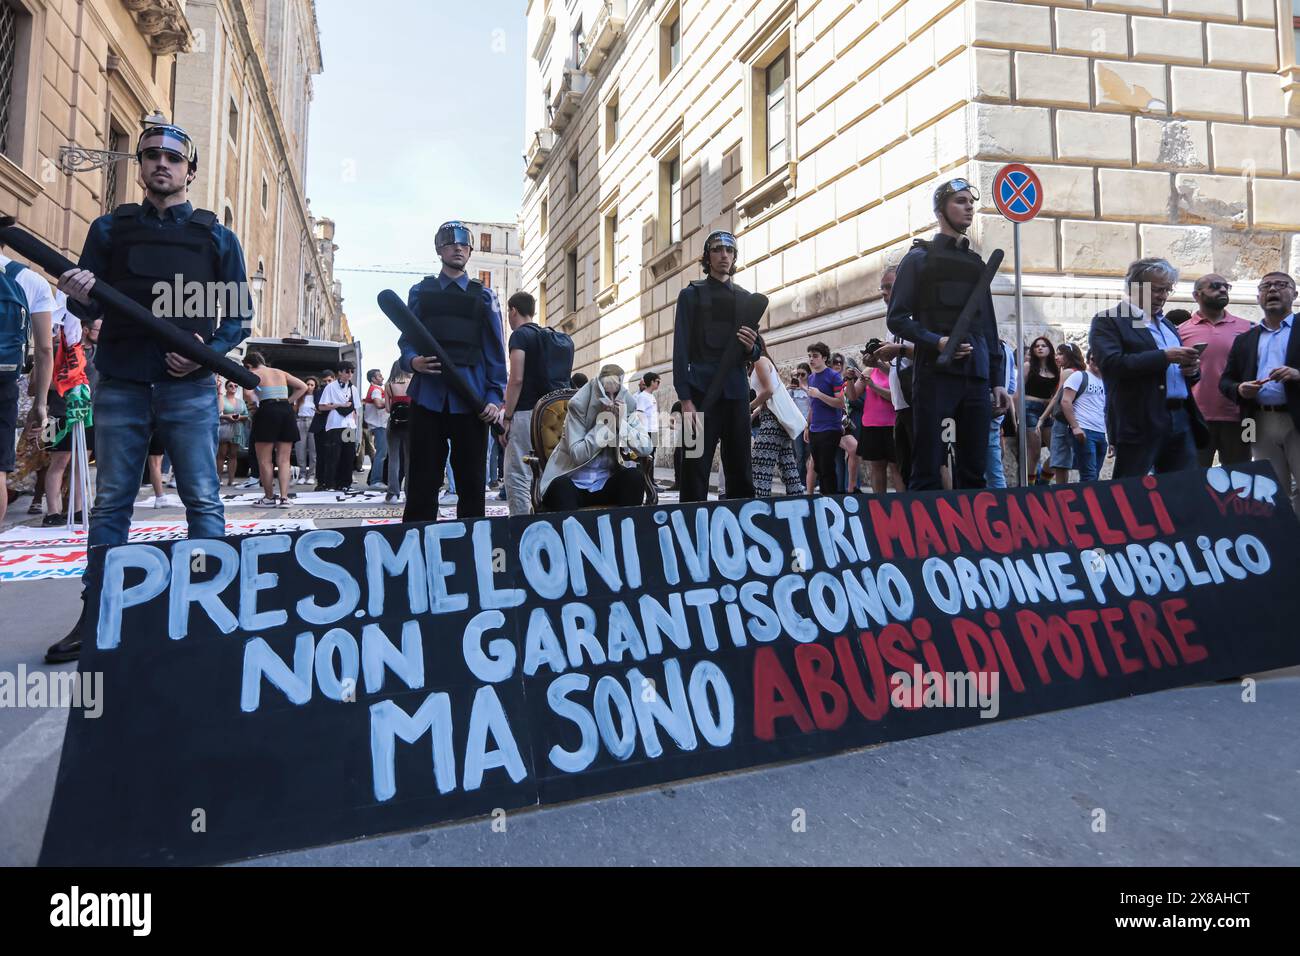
left=0, top=0, right=191, bottom=255
left=173, top=0, right=344, bottom=341
left=0, top=0, right=342, bottom=343
left=519, top=0, right=1300, bottom=394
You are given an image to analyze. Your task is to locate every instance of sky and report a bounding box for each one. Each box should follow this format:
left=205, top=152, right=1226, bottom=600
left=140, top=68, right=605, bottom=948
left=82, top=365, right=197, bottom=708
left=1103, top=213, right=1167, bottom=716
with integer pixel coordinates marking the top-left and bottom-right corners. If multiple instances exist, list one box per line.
left=305, top=1, right=527, bottom=376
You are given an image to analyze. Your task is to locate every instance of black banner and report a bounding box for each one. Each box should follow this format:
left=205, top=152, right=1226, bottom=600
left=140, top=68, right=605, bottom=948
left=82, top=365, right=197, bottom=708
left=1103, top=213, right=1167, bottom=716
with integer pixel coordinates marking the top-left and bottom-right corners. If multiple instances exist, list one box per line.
left=40, top=463, right=1300, bottom=865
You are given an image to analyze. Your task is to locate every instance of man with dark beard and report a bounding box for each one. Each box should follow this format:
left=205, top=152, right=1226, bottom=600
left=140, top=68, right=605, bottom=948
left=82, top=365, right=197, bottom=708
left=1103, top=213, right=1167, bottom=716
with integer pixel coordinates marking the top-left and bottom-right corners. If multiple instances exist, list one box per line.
left=1178, top=273, right=1252, bottom=468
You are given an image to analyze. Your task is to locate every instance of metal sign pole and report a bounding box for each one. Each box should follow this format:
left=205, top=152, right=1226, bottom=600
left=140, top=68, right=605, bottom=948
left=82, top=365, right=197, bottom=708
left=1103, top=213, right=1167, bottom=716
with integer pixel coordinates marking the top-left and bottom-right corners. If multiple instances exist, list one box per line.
left=1014, top=220, right=1027, bottom=487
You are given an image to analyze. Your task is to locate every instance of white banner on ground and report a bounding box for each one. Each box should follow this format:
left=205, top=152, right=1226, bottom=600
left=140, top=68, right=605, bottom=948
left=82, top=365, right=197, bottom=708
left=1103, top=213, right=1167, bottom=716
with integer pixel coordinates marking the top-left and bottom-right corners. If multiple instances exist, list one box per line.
left=0, top=519, right=317, bottom=582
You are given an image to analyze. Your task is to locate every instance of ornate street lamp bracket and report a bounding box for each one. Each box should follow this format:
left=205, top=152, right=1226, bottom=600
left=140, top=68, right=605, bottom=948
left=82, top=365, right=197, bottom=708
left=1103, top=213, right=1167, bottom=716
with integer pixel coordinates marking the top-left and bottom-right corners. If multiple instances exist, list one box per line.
left=58, top=146, right=137, bottom=174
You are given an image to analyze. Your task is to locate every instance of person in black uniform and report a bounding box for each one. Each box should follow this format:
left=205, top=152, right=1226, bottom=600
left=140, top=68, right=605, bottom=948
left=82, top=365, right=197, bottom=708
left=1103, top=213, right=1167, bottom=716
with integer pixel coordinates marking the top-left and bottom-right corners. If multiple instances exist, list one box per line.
left=398, top=220, right=507, bottom=521
left=672, top=231, right=763, bottom=502
left=48, top=122, right=252, bottom=662
left=887, top=178, right=1009, bottom=490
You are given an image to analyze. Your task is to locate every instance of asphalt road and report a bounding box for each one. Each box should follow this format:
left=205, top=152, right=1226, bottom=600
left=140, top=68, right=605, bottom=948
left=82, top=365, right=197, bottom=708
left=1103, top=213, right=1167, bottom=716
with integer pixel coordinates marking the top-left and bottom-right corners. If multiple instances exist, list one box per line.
left=2, top=567, right=1296, bottom=866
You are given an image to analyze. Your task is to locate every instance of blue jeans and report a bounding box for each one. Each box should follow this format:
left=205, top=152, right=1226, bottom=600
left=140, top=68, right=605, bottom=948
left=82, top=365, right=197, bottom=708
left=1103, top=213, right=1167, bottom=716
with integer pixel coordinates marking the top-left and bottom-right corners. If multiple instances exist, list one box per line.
left=986, top=416, right=1007, bottom=488
left=84, top=376, right=224, bottom=590
left=367, top=426, right=388, bottom=485
left=1075, top=428, right=1108, bottom=482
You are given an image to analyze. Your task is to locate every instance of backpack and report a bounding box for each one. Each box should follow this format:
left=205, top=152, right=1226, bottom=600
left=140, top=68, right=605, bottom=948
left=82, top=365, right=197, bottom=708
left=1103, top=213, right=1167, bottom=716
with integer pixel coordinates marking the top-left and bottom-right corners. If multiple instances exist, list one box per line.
left=0, top=260, right=32, bottom=383
left=1047, top=371, right=1089, bottom=424
left=531, top=324, right=575, bottom=390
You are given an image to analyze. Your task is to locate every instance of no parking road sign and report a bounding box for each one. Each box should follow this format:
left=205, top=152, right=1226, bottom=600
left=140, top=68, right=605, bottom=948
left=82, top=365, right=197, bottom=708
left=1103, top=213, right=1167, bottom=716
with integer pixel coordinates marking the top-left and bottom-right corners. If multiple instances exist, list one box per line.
left=993, top=163, right=1043, bottom=223
left=992, top=162, right=1045, bottom=485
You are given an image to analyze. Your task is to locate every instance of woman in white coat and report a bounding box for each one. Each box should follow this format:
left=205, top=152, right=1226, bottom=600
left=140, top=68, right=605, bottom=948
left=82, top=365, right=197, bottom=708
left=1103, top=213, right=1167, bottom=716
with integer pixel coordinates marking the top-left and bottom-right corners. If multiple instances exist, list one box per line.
left=539, top=364, right=655, bottom=510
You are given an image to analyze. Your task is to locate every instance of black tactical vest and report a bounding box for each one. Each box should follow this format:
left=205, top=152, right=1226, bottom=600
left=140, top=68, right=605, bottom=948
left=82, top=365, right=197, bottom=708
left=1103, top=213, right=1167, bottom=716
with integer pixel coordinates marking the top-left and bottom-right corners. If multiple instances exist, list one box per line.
left=913, top=238, right=984, bottom=336
left=416, top=279, right=486, bottom=368
left=689, top=278, right=751, bottom=363
left=102, top=204, right=221, bottom=345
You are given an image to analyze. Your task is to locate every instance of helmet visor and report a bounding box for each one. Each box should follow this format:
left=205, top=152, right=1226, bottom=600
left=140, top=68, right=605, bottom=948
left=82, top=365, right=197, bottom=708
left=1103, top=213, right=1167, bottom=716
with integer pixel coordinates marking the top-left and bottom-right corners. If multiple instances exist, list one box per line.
left=138, top=126, right=196, bottom=164
left=938, top=178, right=980, bottom=203
left=436, top=223, right=473, bottom=249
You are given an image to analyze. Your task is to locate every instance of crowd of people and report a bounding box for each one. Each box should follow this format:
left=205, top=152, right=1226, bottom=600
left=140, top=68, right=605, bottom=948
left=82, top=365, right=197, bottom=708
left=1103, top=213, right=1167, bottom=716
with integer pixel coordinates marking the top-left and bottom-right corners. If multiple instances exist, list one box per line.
left=1, top=120, right=1297, bottom=668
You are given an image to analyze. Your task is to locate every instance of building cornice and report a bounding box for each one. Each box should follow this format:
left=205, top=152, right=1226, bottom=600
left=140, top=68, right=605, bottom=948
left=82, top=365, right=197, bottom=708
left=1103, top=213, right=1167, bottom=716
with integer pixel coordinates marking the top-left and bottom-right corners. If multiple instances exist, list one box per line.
left=122, top=0, right=195, bottom=55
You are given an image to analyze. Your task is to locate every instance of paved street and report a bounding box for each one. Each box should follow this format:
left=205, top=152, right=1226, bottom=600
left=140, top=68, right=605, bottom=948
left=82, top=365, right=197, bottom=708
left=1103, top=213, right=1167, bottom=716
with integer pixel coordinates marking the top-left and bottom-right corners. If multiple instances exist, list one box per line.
left=1, top=485, right=1296, bottom=866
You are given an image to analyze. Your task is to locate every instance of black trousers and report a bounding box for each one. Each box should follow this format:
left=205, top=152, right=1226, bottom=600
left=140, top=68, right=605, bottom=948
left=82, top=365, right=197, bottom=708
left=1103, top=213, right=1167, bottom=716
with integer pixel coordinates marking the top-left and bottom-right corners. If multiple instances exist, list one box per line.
left=909, top=369, right=991, bottom=491
left=542, top=466, right=646, bottom=511
left=404, top=405, right=487, bottom=521
left=1197, top=420, right=1250, bottom=469
left=315, top=429, right=340, bottom=490
left=681, top=396, right=755, bottom=501
left=894, top=406, right=915, bottom=487
left=810, top=429, right=842, bottom=493
left=1112, top=409, right=1197, bottom=478
left=336, top=439, right=357, bottom=489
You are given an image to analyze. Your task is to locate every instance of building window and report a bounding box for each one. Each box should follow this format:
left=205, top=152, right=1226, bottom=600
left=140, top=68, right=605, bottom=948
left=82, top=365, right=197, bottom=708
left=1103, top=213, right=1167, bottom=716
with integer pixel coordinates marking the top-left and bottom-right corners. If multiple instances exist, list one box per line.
left=480, top=232, right=492, bottom=253
left=0, top=1, right=17, bottom=157
left=538, top=280, right=547, bottom=326
left=228, top=97, right=239, bottom=145
left=566, top=248, right=579, bottom=313
left=658, top=153, right=682, bottom=247
left=261, top=174, right=269, bottom=212
left=478, top=270, right=492, bottom=288
left=103, top=123, right=127, bottom=212
left=568, top=155, right=580, bottom=203
left=738, top=6, right=798, bottom=219
left=540, top=197, right=549, bottom=237
left=765, top=51, right=790, bottom=172
left=605, top=93, right=620, bottom=152
left=224, top=205, right=234, bottom=229
left=660, top=3, right=681, bottom=81
left=571, top=16, right=583, bottom=67
left=601, top=207, right=618, bottom=290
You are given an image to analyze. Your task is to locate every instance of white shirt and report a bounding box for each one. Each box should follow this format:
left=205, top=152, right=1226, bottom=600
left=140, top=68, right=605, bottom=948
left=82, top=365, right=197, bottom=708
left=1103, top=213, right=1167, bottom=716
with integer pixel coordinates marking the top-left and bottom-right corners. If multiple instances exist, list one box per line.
left=569, top=452, right=614, bottom=491
left=1064, top=370, right=1107, bottom=434
left=321, top=380, right=357, bottom=431
left=0, top=253, right=56, bottom=316
left=297, top=393, right=316, bottom=418
left=634, top=389, right=659, bottom=438
left=363, top=382, right=389, bottom=429
left=888, top=356, right=911, bottom=411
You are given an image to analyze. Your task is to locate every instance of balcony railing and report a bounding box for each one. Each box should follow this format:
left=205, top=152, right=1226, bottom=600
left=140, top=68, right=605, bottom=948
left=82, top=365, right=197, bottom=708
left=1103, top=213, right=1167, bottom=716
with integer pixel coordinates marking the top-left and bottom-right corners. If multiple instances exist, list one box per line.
left=525, top=128, right=556, bottom=179
left=549, top=68, right=590, bottom=133
left=578, top=1, right=627, bottom=74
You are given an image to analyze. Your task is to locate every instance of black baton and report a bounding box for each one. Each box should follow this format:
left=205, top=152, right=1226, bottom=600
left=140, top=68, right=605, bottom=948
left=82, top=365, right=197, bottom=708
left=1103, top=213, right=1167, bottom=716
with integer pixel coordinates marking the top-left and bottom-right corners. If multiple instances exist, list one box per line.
left=936, top=248, right=1004, bottom=369
left=376, top=289, right=504, bottom=436
left=0, top=216, right=260, bottom=389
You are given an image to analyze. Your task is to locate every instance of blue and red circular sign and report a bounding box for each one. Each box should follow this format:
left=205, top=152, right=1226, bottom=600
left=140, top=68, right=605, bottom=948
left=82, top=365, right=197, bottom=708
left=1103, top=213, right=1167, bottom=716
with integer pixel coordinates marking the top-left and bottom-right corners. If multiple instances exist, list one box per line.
left=993, top=163, right=1044, bottom=223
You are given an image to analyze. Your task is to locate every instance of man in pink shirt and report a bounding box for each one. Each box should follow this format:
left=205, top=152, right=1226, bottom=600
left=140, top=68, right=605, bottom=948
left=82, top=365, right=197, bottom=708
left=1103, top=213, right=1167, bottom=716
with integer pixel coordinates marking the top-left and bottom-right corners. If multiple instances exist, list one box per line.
left=1178, top=274, right=1253, bottom=467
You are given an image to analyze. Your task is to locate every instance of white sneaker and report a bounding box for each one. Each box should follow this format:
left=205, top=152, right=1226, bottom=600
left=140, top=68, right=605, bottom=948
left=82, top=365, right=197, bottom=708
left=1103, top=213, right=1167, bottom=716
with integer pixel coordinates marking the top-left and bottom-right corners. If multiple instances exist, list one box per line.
left=165, top=475, right=177, bottom=488
left=150, top=495, right=165, bottom=509
left=239, top=477, right=260, bottom=489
